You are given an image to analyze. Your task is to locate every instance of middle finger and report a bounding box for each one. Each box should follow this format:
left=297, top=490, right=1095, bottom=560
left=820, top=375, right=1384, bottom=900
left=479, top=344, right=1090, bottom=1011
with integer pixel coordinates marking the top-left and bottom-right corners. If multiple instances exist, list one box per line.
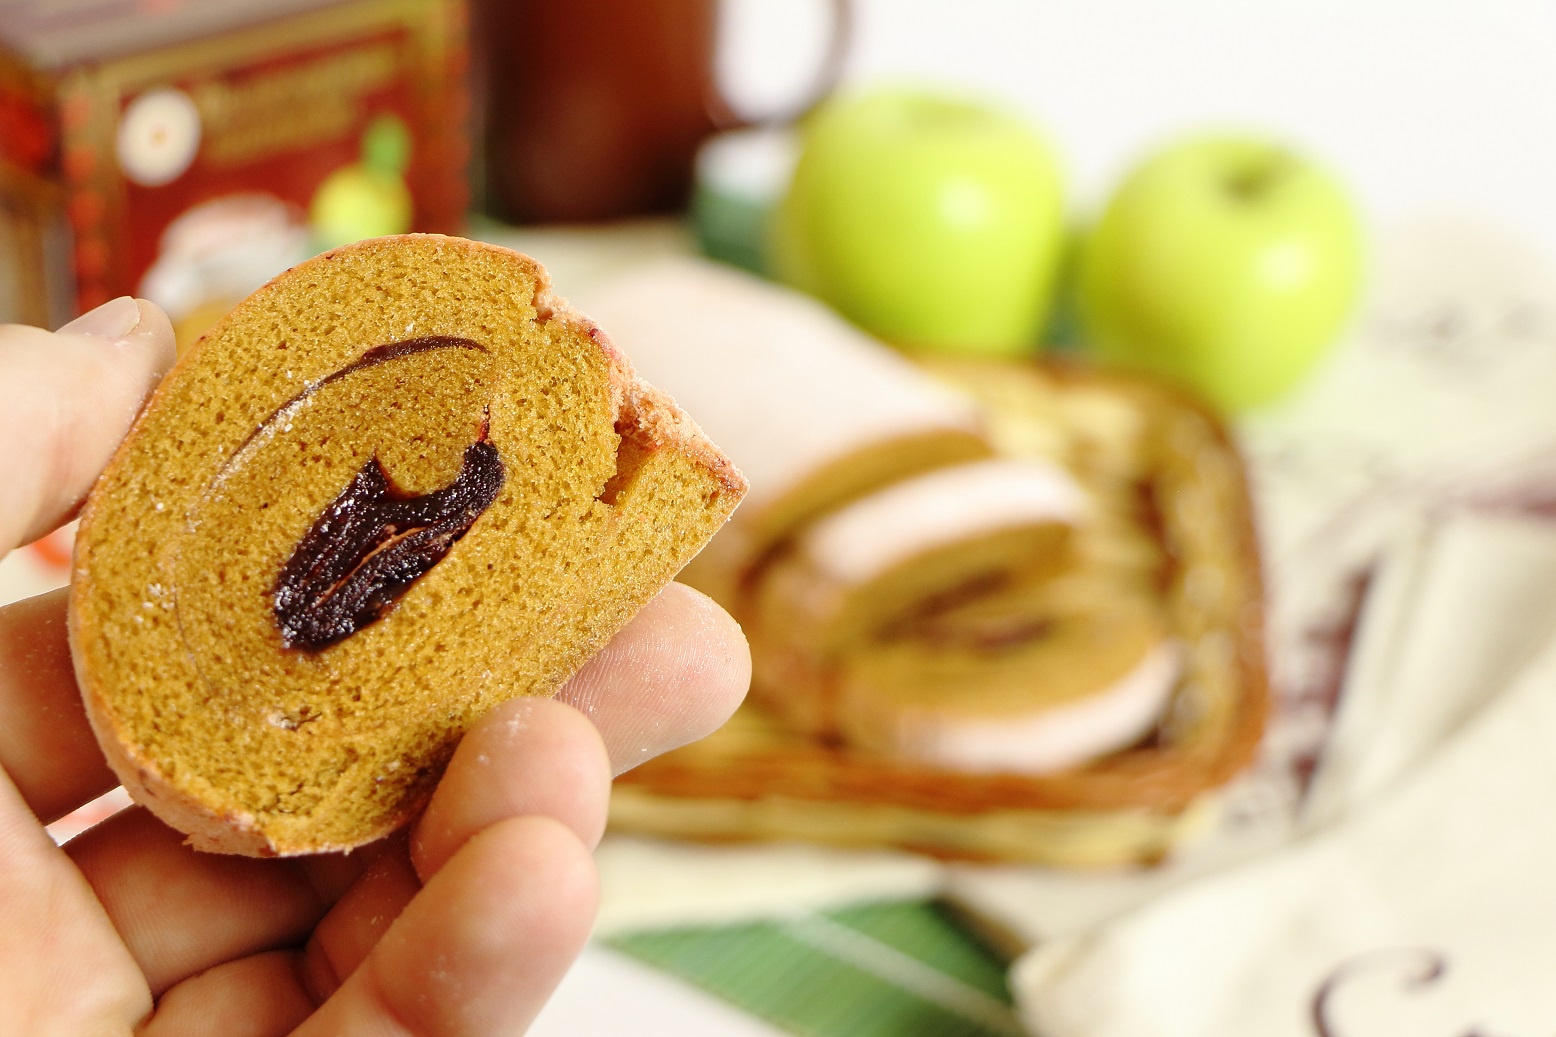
left=295, top=694, right=610, bottom=999
left=66, top=809, right=330, bottom=996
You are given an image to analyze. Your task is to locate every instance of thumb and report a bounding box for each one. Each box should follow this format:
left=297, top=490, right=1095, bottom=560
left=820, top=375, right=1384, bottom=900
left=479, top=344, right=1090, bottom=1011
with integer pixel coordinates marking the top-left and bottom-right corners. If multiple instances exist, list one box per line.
left=1, top=297, right=176, bottom=553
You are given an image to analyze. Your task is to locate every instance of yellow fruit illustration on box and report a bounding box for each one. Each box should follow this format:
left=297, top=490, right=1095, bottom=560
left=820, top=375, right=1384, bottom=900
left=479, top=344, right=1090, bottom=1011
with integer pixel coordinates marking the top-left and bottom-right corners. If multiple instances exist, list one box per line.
left=309, top=113, right=414, bottom=250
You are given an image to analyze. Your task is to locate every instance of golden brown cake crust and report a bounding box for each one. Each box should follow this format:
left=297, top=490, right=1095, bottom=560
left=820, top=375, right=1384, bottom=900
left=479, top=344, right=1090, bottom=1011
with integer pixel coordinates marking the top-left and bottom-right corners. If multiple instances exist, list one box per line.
left=69, top=235, right=745, bottom=856
left=535, top=282, right=745, bottom=501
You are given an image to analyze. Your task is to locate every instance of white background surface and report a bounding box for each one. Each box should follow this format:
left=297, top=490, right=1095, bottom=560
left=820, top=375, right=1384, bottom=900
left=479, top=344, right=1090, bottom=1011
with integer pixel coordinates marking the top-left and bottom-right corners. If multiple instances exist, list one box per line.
left=719, top=0, right=1556, bottom=263
left=529, top=944, right=789, bottom=1037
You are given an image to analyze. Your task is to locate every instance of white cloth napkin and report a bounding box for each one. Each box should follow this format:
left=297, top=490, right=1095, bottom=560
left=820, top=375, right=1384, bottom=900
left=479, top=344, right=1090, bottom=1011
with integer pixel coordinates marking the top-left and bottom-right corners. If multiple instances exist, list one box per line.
left=1009, top=509, right=1556, bottom=1036
left=1304, top=512, right=1556, bottom=825
left=1232, top=211, right=1556, bottom=825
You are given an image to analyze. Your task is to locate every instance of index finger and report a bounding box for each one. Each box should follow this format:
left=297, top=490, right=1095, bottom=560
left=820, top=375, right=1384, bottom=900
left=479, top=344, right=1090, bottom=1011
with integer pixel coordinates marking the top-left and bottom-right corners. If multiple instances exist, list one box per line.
left=556, top=581, right=751, bottom=774
left=1, top=297, right=176, bottom=553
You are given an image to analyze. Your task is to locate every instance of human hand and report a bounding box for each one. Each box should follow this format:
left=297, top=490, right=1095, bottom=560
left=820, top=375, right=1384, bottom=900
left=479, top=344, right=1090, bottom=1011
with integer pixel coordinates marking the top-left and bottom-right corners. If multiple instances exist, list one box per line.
left=0, top=298, right=751, bottom=1036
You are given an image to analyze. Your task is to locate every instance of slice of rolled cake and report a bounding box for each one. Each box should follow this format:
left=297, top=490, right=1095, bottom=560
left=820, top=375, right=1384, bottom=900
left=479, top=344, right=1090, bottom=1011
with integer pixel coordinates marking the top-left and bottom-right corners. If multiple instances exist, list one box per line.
left=68, top=235, right=746, bottom=856
left=750, top=457, right=1089, bottom=736
left=574, top=258, right=992, bottom=608
left=836, top=573, right=1180, bottom=774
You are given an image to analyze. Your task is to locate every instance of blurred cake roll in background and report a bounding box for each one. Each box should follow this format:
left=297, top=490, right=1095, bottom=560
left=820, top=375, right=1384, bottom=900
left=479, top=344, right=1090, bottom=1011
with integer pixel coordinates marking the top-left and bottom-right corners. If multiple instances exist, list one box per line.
left=753, top=457, right=1107, bottom=750
left=824, top=569, right=1181, bottom=776
left=587, top=259, right=1267, bottom=867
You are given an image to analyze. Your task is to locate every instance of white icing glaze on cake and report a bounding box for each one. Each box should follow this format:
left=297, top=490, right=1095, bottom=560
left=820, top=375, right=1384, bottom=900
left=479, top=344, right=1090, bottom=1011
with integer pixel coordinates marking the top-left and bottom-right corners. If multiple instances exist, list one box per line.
left=887, top=640, right=1181, bottom=775
left=576, top=258, right=983, bottom=514
left=799, top=458, right=1085, bottom=587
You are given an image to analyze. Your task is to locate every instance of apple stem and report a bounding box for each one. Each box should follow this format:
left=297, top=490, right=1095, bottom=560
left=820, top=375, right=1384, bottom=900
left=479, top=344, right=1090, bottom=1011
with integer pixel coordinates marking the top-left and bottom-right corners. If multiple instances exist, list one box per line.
left=1224, top=158, right=1288, bottom=201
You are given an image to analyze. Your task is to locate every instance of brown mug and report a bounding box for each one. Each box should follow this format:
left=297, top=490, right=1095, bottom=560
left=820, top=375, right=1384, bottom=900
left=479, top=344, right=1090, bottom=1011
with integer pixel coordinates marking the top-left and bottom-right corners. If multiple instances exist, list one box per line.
left=471, top=0, right=851, bottom=224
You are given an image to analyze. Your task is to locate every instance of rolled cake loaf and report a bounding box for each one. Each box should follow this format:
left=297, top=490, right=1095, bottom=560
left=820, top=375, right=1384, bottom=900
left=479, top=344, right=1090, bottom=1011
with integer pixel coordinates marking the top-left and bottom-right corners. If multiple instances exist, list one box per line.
left=69, top=235, right=746, bottom=856
left=612, top=359, right=1267, bottom=867
left=575, top=258, right=991, bottom=606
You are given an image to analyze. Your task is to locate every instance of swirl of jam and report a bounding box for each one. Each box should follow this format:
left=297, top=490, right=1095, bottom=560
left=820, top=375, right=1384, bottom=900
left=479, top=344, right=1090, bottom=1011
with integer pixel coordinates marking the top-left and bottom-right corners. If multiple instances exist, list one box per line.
left=223, top=335, right=505, bottom=651
left=272, top=430, right=504, bottom=651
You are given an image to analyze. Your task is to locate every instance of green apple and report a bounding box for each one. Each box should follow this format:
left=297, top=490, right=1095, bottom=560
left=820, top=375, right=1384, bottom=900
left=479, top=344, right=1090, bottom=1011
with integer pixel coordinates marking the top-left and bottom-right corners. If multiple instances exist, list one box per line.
left=769, top=87, right=1064, bottom=357
left=1078, top=134, right=1362, bottom=412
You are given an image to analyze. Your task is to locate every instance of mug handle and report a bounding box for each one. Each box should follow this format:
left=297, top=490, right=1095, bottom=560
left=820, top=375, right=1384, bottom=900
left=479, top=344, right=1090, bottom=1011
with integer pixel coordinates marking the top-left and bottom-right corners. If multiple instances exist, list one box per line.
left=706, top=0, right=853, bottom=130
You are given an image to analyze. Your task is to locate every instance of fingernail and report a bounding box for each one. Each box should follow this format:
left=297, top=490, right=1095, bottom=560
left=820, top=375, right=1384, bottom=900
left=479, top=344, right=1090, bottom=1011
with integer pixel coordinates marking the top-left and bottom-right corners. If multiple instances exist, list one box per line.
left=60, top=296, right=143, bottom=340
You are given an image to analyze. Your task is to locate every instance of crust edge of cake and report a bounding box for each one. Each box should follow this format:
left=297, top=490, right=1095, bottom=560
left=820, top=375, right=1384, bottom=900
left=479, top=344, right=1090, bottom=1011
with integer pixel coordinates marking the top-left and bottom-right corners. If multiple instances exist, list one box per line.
left=67, top=234, right=748, bottom=856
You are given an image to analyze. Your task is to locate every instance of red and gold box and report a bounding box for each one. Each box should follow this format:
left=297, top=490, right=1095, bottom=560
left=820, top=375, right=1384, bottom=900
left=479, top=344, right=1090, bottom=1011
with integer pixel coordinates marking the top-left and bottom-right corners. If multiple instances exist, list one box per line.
left=0, top=0, right=467, bottom=339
